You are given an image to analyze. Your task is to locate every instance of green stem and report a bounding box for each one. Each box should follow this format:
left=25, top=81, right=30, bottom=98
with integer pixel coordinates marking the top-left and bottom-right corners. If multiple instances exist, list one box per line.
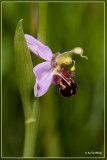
left=23, top=3, right=48, bottom=157
left=37, top=2, right=48, bottom=44
left=23, top=100, right=39, bottom=157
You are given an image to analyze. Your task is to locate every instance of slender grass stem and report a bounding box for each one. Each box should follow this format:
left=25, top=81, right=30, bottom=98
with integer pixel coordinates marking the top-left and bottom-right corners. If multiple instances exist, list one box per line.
left=23, top=100, right=39, bottom=157
left=23, top=3, right=48, bottom=157
left=37, top=2, right=48, bottom=44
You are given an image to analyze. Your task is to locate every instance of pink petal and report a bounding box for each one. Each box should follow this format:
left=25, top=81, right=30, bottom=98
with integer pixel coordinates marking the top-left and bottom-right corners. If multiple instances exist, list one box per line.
left=25, top=34, right=53, bottom=60
left=33, top=61, right=54, bottom=97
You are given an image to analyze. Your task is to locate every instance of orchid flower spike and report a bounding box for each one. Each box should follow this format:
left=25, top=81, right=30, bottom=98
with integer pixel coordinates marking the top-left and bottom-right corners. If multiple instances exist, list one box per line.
left=25, top=34, right=88, bottom=97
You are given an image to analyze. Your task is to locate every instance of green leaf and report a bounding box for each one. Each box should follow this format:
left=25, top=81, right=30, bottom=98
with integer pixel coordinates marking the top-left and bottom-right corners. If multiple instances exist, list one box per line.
left=14, top=19, right=35, bottom=118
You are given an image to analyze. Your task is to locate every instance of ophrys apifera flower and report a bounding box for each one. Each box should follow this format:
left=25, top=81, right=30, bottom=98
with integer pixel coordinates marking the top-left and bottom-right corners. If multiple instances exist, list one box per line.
left=25, top=34, right=88, bottom=97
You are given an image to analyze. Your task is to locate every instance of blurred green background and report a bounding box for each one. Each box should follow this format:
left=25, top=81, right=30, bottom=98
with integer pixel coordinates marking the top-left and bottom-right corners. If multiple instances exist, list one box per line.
left=2, top=2, right=104, bottom=158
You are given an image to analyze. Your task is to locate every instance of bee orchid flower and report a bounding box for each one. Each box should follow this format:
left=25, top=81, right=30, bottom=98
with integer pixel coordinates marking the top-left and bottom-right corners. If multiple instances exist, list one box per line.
left=25, top=34, right=88, bottom=97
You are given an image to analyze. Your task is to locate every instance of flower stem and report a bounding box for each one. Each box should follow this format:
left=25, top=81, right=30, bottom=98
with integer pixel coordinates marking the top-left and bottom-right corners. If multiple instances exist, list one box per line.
left=23, top=99, right=39, bottom=157
left=37, top=2, right=48, bottom=44
left=23, top=3, right=48, bottom=157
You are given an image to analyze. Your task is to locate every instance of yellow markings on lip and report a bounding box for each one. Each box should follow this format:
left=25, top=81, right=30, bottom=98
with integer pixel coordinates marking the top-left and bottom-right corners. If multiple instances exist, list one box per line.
left=71, top=89, right=73, bottom=94
left=59, top=81, right=66, bottom=89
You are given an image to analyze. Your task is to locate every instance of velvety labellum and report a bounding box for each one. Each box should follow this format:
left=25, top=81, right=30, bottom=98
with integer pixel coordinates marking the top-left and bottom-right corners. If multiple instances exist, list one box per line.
left=52, top=68, right=77, bottom=97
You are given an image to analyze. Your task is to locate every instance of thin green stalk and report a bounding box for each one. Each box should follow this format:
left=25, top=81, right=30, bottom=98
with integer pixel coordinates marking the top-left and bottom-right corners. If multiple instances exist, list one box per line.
left=23, top=100, right=39, bottom=157
left=14, top=19, right=38, bottom=157
left=37, top=2, right=48, bottom=44
left=23, top=3, right=48, bottom=157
